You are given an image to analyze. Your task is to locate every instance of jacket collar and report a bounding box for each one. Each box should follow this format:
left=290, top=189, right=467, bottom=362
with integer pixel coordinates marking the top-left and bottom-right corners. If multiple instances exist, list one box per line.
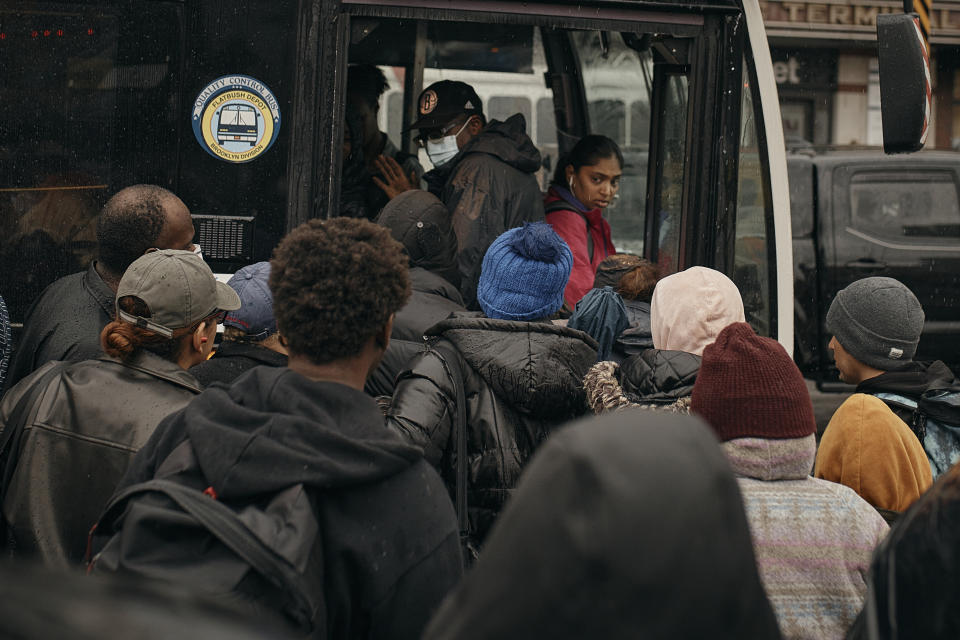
left=102, top=350, right=202, bottom=393
left=83, top=261, right=117, bottom=319
left=720, top=434, right=816, bottom=481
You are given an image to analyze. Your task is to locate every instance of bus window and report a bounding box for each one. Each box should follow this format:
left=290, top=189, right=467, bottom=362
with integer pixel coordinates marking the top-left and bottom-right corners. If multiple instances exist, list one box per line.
left=651, top=73, right=689, bottom=274
left=487, top=97, right=532, bottom=128
left=386, top=91, right=403, bottom=148
left=0, top=2, right=182, bottom=322
left=575, top=31, right=655, bottom=256
left=347, top=19, right=553, bottom=211
left=588, top=100, right=626, bottom=144
left=734, top=59, right=773, bottom=337
left=630, top=100, right=651, bottom=147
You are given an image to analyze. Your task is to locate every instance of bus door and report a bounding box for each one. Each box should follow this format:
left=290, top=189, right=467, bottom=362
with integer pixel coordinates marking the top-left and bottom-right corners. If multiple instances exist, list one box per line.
left=332, top=1, right=784, bottom=339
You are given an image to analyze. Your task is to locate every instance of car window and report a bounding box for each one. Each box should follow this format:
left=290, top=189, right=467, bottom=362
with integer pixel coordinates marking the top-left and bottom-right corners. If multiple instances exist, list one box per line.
left=849, top=171, right=960, bottom=243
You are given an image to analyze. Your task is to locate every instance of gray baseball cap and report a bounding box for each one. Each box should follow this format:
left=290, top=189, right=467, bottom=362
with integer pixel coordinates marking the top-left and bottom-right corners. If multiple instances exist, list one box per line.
left=116, top=250, right=241, bottom=338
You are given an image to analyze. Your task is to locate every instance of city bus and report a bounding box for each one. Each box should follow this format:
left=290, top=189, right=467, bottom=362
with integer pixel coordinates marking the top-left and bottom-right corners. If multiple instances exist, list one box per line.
left=0, top=0, right=925, bottom=351
left=217, top=104, right=260, bottom=147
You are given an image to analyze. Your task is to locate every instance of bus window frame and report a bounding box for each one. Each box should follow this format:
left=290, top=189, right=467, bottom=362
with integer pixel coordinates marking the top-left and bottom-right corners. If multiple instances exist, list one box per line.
left=329, top=1, right=713, bottom=235
left=310, top=1, right=784, bottom=340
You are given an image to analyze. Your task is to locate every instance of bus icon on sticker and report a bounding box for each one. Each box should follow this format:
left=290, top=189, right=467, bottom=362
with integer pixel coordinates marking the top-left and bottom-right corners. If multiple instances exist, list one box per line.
left=217, top=104, right=260, bottom=146
left=192, top=74, right=281, bottom=164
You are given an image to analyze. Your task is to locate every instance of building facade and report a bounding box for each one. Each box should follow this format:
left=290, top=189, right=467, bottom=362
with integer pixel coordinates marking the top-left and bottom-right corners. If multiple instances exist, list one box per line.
left=762, top=0, right=960, bottom=149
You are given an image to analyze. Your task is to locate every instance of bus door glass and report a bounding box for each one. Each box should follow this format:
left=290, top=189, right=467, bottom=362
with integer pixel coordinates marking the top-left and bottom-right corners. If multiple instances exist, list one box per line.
left=0, top=2, right=182, bottom=323
left=734, top=57, right=773, bottom=336
left=574, top=31, right=658, bottom=257
left=343, top=8, right=700, bottom=261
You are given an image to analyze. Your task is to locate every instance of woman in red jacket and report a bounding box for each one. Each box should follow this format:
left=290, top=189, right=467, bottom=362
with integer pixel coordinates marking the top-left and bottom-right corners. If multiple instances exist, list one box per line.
left=545, top=135, right=621, bottom=307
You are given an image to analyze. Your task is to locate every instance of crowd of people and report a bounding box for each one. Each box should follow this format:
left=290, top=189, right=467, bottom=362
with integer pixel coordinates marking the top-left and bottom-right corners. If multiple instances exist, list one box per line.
left=0, top=73, right=959, bottom=639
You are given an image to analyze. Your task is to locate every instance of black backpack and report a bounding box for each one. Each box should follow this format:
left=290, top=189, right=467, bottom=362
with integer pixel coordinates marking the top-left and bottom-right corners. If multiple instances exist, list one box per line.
left=875, top=386, right=960, bottom=479
left=88, top=442, right=323, bottom=635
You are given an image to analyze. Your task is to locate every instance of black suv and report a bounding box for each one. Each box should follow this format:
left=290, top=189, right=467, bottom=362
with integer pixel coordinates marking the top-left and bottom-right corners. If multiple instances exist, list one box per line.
left=789, top=149, right=960, bottom=385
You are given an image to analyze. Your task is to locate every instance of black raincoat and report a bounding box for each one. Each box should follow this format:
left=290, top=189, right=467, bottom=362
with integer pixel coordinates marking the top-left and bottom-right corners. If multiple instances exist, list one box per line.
left=386, top=312, right=597, bottom=544
left=424, top=114, right=544, bottom=308
left=422, top=410, right=783, bottom=640
left=110, top=367, right=463, bottom=640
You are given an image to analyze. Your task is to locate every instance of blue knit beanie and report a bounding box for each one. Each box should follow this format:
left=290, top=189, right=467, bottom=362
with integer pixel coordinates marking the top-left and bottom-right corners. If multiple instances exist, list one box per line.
left=477, top=222, right=573, bottom=321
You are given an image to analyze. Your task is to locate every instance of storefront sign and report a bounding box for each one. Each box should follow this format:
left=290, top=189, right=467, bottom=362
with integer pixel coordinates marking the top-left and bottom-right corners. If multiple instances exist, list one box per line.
left=760, top=0, right=960, bottom=43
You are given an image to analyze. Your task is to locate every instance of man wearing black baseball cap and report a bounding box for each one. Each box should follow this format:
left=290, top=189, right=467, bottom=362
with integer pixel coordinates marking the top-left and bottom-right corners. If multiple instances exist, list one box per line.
left=411, top=80, right=544, bottom=308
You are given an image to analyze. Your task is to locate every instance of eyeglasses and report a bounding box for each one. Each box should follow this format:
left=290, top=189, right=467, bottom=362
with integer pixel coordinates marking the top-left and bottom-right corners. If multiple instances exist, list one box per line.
left=416, top=116, right=473, bottom=147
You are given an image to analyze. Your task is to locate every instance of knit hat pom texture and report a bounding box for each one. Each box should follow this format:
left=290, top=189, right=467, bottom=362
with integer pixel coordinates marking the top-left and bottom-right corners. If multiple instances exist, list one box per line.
left=477, top=222, right=573, bottom=321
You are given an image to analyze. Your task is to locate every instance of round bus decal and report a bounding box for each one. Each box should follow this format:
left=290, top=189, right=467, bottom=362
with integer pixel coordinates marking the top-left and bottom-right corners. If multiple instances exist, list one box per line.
left=192, top=75, right=281, bottom=163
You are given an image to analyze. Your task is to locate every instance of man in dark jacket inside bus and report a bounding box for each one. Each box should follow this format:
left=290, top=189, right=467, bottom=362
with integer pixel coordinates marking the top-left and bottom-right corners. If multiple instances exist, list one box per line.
left=95, top=218, right=462, bottom=639
left=386, top=222, right=598, bottom=549
left=411, top=80, right=544, bottom=309
left=5, top=185, right=198, bottom=391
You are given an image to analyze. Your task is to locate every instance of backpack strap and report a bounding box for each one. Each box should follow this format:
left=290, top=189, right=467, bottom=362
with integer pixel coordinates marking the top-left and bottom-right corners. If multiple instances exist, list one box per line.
left=873, top=392, right=926, bottom=442
left=545, top=200, right=594, bottom=262
left=97, top=478, right=316, bottom=631
left=430, top=340, right=474, bottom=560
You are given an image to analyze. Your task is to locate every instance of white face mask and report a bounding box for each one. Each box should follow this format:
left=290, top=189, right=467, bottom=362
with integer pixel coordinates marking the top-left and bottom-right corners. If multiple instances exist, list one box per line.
left=425, top=118, right=472, bottom=168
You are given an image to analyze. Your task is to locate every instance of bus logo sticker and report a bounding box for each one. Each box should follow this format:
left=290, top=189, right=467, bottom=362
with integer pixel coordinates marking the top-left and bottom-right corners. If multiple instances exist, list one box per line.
left=192, top=75, right=281, bottom=164
left=420, top=90, right=438, bottom=115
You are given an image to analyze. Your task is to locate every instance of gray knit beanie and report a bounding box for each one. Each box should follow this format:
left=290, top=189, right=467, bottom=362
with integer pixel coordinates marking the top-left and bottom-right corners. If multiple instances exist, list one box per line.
left=825, top=277, right=925, bottom=370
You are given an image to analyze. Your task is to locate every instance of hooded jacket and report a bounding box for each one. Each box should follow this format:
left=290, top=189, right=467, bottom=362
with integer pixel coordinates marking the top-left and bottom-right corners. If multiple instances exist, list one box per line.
left=109, top=367, right=463, bottom=640
left=815, top=393, right=933, bottom=514
left=386, top=313, right=597, bottom=544
left=422, top=410, right=783, bottom=640
left=722, top=435, right=889, bottom=639
left=391, top=268, right=465, bottom=343
left=189, top=340, right=288, bottom=388
left=615, top=298, right=654, bottom=358
left=584, top=349, right=700, bottom=414
left=5, top=262, right=114, bottom=392
left=424, top=114, right=544, bottom=309
left=0, top=351, right=201, bottom=567
left=650, top=266, right=745, bottom=356
left=544, top=186, right=616, bottom=307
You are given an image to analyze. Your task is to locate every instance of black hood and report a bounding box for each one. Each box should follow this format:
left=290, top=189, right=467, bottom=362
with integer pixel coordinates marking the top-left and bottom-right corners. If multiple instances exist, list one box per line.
left=410, top=267, right=462, bottom=305
left=619, top=348, right=701, bottom=403
left=425, top=114, right=541, bottom=188
left=429, top=313, right=597, bottom=420
left=857, top=360, right=958, bottom=397
left=423, top=410, right=782, bottom=640
left=176, top=367, right=422, bottom=500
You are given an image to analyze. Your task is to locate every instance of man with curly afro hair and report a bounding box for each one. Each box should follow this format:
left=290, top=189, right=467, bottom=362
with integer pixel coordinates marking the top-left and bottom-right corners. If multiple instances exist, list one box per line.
left=104, top=218, right=463, bottom=639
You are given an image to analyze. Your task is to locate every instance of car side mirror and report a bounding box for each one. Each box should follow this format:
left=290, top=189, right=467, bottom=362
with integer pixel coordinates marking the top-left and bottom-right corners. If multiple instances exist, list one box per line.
left=876, top=14, right=931, bottom=154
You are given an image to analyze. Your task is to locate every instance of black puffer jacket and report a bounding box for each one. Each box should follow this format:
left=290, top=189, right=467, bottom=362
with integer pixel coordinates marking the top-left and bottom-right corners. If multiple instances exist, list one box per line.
left=392, top=268, right=465, bottom=343
left=584, top=348, right=700, bottom=414
left=424, top=115, right=544, bottom=309
left=387, top=313, right=597, bottom=544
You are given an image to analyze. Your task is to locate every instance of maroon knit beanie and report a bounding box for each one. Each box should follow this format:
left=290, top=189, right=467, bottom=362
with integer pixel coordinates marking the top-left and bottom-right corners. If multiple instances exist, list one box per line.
left=691, top=322, right=815, bottom=441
